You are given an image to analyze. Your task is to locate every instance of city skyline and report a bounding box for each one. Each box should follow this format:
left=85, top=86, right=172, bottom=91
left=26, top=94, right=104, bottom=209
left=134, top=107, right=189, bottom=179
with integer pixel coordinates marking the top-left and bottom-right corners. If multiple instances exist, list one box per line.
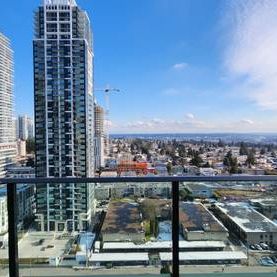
left=1, top=0, right=277, bottom=133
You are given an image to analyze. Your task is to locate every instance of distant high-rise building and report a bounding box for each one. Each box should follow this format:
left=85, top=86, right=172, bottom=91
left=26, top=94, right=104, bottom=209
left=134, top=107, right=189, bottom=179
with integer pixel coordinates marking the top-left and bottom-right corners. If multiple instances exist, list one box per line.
left=34, top=0, right=94, bottom=231
left=0, top=33, right=16, bottom=177
left=94, top=103, right=105, bottom=170
left=17, top=115, right=28, bottom=140
left=27, top=117, right=34, bottom=139
left=17, top=115, right=34, bottom=140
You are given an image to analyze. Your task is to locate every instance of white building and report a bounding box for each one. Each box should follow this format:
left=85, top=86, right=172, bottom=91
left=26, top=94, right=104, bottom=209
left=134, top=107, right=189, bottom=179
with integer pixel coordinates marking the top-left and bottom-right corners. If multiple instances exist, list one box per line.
left=16, top=139, right=26, bottom=157
left=0, top=33, right=16, bottom=177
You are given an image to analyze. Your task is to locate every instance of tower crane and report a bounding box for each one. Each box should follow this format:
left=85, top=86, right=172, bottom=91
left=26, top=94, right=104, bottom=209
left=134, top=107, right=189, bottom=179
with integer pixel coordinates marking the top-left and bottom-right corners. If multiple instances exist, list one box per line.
left=95, top=85, right=121, bottom=156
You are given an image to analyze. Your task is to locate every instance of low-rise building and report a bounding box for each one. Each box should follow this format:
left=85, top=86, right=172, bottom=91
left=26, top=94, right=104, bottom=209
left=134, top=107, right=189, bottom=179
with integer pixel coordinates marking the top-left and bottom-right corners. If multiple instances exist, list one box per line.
left=160, top=251, right=247, bottom=265
left=98, top=241, right=225, bottom=253
left=101, top=201, right=145, bottom=243
left=250, top=198, right=277, bottom=220
left=214, top=202, right=277, bottom=247
left=179, top=202, right=228, bottom=241
left=89, top=252, right=149, bottom=266
left=185, top=183, right=214, bottom=198
left=16, top=139, right=26, bottom=157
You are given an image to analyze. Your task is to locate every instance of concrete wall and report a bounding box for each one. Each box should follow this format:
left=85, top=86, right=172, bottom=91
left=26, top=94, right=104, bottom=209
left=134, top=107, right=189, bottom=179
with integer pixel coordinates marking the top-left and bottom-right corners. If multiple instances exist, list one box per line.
left=184, top=230, right=228, bottom=241
left=102, top=232, right=145, bottom=243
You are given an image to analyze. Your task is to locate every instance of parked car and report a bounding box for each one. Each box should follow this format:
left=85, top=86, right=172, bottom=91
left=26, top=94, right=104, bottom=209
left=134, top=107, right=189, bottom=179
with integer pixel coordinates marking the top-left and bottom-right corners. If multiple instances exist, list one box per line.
left=249, top=244, right=256, bottom=250
left=271, top=256, right=277, bottom=263
left=260, top=243, right=269, bottom=250
left=260, top=256, right=274, bottom=266
left=255, top=244, right=263, bottom=251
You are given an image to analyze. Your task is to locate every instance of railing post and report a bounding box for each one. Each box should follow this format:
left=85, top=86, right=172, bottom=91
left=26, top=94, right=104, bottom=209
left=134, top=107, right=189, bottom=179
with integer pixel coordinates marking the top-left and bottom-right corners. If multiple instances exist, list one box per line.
left=7, top=182, right=19, bottom=277
left=172, top=181, right=179, bottom=277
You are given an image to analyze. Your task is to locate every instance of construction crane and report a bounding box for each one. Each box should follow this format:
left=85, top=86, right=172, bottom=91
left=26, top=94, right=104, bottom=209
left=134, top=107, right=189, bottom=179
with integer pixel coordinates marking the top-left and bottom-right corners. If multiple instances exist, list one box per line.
left=95, top=85, right=121, bottom=156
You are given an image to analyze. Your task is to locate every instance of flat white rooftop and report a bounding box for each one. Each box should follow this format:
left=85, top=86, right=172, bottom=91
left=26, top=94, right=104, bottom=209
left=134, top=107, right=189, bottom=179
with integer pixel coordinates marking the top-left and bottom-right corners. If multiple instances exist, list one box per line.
left=216, top=202, right=277, bottom=233
left=101, top=241, right=225, bottom=250
left=0, top=232, right=71, bottom=259
left=89, top=252, right=149, bottom=262
left=160, top=251, right=247, bottom=261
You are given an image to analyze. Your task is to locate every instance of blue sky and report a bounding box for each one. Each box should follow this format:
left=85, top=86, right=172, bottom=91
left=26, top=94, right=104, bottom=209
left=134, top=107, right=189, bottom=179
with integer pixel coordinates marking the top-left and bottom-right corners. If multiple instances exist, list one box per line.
left=1, top=0, right=277, bottom=133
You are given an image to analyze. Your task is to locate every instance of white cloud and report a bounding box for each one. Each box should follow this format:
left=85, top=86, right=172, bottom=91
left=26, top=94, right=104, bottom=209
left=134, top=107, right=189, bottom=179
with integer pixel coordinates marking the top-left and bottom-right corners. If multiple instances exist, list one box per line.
left=110, top=116, right=277, bottom=133
left=224, top=0, right=277, bottom=110
left=172, top=62, right=188, bottom=70
left=111, top=116, right=214, bottom=133
left=186, top=113, right=195, bottom=120
left=240, top=119, right=254, bottom=125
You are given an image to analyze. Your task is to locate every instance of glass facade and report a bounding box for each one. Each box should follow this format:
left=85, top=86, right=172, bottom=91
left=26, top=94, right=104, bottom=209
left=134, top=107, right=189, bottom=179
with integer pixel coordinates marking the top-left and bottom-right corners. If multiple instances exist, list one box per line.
left=33, top=0, right=94, bottom=232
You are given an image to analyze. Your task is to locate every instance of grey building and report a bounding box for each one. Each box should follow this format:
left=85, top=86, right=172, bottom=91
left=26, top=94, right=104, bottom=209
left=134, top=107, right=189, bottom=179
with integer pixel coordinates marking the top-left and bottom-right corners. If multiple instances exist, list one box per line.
left=214, top=202, right=277, bottom=247
left=0, top=33, right=16, bottom=177
left=185, top=183, right=214, bottom=199
left=33, top=0, right=95, bottom=232
left=179, top=202, right=228, bottom=241
left=17, top=115, right=34, bottom=140
left=250, top=198, right=277, bottom=221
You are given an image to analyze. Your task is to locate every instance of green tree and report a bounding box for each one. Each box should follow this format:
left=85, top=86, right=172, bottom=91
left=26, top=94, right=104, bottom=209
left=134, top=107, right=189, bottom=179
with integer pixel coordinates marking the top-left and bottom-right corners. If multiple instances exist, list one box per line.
left=239, top=142, right=248, bottom=155
left=223, top=151, right=238, bottom=174
left=166, top=162, right=173, bottom=175
left=179, top=189, right=194, bottom=201
left=160, top=264, right=171, bottom=274
left=246, top=149, right=256, bottom=167
left=190, top=152, right=203, bottom=167
left=218, top=139, right=225, bottom=147
left=26, top=138, right=35, bottom=154
left=260, top=148, right=266, bottom=155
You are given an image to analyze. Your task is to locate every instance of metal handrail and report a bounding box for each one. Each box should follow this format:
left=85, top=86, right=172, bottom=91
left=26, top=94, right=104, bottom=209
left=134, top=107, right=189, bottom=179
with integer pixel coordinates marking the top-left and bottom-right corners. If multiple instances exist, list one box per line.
left=2, top=174, right=277, bottom=184
left=4, top=175, right=277, bottom=277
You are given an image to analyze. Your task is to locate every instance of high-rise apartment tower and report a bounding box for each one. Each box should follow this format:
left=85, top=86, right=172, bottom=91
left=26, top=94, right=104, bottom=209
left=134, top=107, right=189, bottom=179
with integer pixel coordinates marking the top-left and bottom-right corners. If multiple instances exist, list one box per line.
left=0, top=33, right=16, bottom=177
left=94, top=103, right=105, bottom=170
left=33, top=0, right=94, bottom=232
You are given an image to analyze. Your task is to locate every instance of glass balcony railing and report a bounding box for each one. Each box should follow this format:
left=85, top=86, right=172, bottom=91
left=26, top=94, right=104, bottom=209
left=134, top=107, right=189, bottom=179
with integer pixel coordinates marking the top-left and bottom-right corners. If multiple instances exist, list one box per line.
left=1, top=176, right=277, bottom=277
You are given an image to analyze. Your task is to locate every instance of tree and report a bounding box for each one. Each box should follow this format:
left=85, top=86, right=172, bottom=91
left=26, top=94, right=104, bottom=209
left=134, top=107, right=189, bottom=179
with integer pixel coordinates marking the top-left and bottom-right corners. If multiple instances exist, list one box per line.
left=166, top=162, right=173, bottom=175
left=190, top=152, right=203, bottom=167
left=26, top=157, right=35, bottom=167
left=260, top=148, right=266, bottom=155
left=246, top=149, right=256, bottom=167
left=218, top=139, right=225, bottom=147
left=179, top=189, right=194, bottom=201
left=160, top=264, right=171, bottom=274
left=26, top=138, right=35, bottom=154
left=239, top=142, right=248, bottom=156
left=223, top=151, right=238, bottom=174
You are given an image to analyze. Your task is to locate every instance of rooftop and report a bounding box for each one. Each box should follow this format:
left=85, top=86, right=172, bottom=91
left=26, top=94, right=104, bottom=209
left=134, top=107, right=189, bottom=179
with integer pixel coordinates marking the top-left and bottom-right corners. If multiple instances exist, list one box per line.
left=89, top=252, right=149, bottom=262
left=216, top=202, right=277, bottom=233
left=101, top=201, right=144, bottom=235
left=100, top=240, right=225, bottom=251
left=179, top=202, right=228, bottom=233
left=43, top=0, right=77, bottom=6
left=160, top=251, right=247, bottom=261
left=0, top=231, right=71, bottom=259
